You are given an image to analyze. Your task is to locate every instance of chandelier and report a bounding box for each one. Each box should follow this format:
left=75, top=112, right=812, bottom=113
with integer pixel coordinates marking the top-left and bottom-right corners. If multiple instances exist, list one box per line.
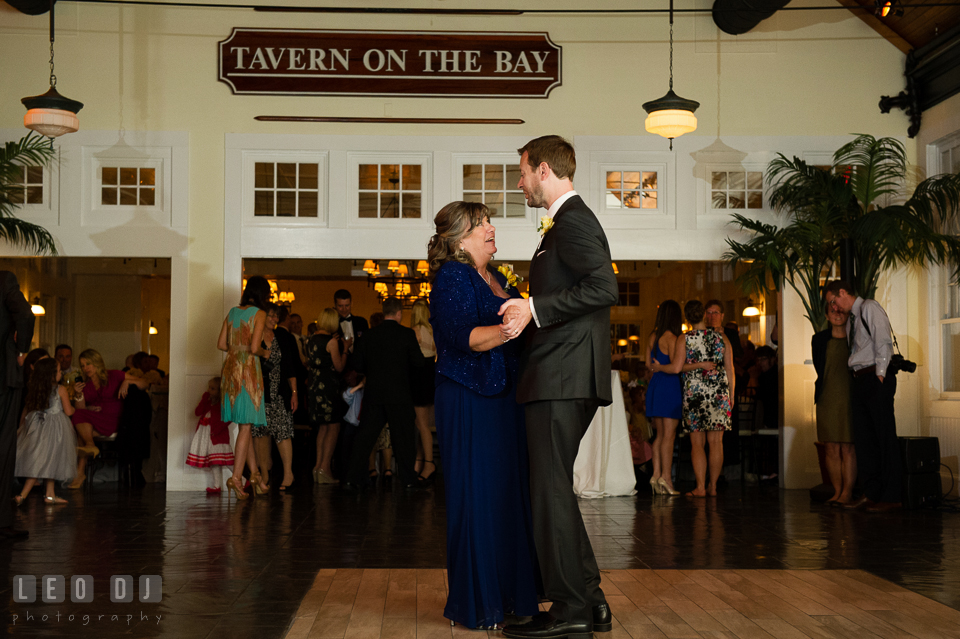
left=364, top=259, right=430, bottom=307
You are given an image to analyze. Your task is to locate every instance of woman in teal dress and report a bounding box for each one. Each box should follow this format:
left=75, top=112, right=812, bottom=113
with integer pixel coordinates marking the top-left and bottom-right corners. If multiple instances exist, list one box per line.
left=217, top=275, right=271, bottom=500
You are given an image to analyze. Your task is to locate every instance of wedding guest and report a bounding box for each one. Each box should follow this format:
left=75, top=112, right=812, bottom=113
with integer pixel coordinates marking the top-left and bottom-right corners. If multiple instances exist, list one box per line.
left=69, top=349, right=150, bottom=488
left=410, top=298, right=437, bottom=484
left=306, top=308, right=346, bottom=485
left=650, top=300, right=732, bottom=497
left=217, top=276, right=271, bottom=500
left=429, top=201, right=538, bottom=630
left=254, top=303, right=297, bottom=492
left=645, top=300, right=683, bottom=496
left=813, top=304, right=857, bottom=505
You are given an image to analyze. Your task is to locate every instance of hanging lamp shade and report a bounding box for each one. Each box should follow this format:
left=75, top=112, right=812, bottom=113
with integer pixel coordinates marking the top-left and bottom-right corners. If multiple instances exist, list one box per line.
left=22, top=86, right=83, bottom=138
left=643, top=89, right=699, bottom=141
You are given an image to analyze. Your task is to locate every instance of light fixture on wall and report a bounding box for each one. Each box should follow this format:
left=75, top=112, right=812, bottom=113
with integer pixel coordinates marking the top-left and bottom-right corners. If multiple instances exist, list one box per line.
left=875, top=0, right=904, bottom=17
left=149, top=321, right=158, bottom=335
left=743, top=299, right=763, bottom=317
left=642, top=0, right=699, bottom=150
left=21, top=0, right=84, bottom=138
left=612, top=262, right=619, bottom=274
left=30, top=297, right=45, bottom=316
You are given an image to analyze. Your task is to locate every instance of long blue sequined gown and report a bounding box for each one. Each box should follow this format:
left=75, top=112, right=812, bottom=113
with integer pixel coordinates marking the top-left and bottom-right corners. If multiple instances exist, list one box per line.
left=430, top=261, right=540, bottom=629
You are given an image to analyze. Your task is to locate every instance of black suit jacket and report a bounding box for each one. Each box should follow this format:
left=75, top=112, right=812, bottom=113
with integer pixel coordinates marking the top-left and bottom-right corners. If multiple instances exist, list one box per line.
left=517, top=195, right=619, bottom=406
left=353, top=319, right=423, bottom=405
left=811, top=329, right=832, bottom=404
left=0, top=271, right=34, bottom=390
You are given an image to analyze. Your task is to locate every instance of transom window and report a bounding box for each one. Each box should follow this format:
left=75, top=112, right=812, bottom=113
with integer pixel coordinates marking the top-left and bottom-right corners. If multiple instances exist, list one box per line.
left=606, top=171, right=658, bottom=210
left=254, top=162, right=318, bottom=217
left=101, top=167, right=155, bottom=206
left=618, top=281, right=640, bottom=306
left=462, top=164, right=525, bottom=218
left=712, top=171, right=763, bottom=209
left=9, top=165, right=43, bottom=205
left=358, top=164, right=421, bottom=219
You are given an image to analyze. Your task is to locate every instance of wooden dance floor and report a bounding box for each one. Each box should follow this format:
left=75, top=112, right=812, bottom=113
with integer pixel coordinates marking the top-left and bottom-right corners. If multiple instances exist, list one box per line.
left=283, top=568, right=960, bottom=639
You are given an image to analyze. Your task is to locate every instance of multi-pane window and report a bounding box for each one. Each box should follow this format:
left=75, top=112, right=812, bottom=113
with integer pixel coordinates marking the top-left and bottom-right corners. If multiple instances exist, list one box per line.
left=254, top=162, right=318, bottom=217
left=712, top=171, right=763, bottom=209
left=462, top=164, right=525, bottom=218
left=358, top=164, right=421, bottom=219
left=9, top=165, right=43, bottom=205
left=618, top=282, right=640, bottom=306
left=611, top=324, right=641, bottom=342
left=606, top=171, right=658, bottom=209
left=101, top=167, right=155, bottom=206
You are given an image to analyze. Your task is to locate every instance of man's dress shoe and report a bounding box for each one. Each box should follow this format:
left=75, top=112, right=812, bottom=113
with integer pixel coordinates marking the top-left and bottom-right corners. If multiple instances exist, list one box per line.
left=593, top=603, right=612, bottom=632
left=502, top=612, right=593, bottom=639
left=842, top=496, right=874, bottom=510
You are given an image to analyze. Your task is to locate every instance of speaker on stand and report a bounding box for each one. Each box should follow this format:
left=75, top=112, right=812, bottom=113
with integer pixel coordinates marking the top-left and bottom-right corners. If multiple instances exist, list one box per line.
left=899, top=436, right=942, bottom=510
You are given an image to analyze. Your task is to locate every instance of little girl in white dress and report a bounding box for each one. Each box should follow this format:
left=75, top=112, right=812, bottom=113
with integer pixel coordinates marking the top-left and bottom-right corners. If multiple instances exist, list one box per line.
left=15, top=358, right=78, bottom=505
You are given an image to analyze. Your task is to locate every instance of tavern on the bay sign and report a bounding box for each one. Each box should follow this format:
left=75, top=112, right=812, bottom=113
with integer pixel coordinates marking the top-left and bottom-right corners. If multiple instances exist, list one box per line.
left=218, top=29, right=562, bottom=98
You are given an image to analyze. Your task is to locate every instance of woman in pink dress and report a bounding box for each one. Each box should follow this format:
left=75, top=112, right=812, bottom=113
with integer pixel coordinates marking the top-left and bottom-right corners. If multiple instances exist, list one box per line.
left=69, top=349, right=149, bottom=488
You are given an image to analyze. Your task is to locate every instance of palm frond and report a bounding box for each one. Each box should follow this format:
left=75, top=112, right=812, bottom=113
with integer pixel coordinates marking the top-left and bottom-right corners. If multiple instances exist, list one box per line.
left=833, top=134, right=906, bottom=211
left=0, top=218, right=57, bottom=255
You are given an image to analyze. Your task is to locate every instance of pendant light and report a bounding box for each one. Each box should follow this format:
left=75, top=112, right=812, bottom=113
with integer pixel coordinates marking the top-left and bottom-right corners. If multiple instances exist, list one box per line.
left=21, top=0, right=84, bottom=138
left=643, top=0, right=699, bottom=149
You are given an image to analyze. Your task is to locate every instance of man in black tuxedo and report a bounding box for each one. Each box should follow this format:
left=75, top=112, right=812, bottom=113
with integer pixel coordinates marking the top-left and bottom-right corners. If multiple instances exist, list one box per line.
left=334, top=288, right=368, bottom=356
left=0, top=271, right=35, bottom=541
left=500, top=136, right=618, bottom=638
left=341, top=297, right=423, bottom=492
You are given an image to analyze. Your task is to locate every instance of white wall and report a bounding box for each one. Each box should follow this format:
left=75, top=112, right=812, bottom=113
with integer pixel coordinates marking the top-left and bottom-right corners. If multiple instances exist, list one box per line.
left=0, top=0, right=919, bottom=491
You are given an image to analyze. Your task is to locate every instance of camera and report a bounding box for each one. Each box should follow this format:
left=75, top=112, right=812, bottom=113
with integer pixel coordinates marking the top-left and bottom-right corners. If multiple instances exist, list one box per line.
left=889, top=354, right=917, bottom=375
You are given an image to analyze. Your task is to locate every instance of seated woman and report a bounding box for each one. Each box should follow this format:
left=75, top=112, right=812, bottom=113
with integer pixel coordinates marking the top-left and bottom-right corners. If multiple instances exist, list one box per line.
left=69, top=348, right=150, bottom=488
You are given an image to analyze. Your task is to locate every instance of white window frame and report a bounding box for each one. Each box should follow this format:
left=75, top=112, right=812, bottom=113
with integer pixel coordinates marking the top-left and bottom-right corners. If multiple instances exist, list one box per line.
left=704, top=163, right=770, bottom=215
left=83, top=147, right=171, bottom=227
left=598, top=163, right=666, bottom=217
left=927, top=129, right=960, bottom=400
left=584, top=150, right=675, bottom=230
left=452, top=153, right=533, bottom=225
left=346, top=152, right=433, bottom=229
left=242, top=150, right=328, bottom=226
left=1, top=140, right=58, bottom=225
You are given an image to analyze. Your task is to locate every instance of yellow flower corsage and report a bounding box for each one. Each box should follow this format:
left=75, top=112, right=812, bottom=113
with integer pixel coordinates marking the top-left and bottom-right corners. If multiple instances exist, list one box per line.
left=537, top=215, right=554, bottom=236
left=497, top=264, right=523, bottom=291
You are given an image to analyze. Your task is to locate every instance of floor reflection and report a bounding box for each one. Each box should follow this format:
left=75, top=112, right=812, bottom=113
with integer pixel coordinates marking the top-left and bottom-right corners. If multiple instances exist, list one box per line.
left=1, top=481, right=957, bottom=637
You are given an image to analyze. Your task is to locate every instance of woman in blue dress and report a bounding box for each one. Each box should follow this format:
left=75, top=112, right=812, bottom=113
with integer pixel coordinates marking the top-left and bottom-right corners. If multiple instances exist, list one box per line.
left=644, top=300, right=683, bottom=496
left=428, top=201, right=540, bottom=630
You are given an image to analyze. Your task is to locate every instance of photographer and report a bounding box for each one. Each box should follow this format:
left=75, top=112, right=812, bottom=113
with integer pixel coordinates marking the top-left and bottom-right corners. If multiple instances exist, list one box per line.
left=824, top=280, right=902, bottom=512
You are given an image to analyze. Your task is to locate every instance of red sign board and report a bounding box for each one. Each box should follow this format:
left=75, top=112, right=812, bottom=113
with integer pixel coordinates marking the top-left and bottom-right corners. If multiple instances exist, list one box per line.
left=218, top=29, right=562, bottom=98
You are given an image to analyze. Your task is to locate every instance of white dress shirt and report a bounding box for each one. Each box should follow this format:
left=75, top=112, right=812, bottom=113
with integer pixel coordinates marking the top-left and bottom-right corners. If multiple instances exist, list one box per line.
left=848, top=296, right=894, bottom=378
left=529, top=190, right=579, bottom=328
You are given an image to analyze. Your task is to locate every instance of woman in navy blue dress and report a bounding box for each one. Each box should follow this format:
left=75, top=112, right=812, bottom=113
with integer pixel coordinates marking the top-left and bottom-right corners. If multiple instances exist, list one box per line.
left=428, top=201, right=540, bottom=630
left=645, top=300, right=683, bottom=495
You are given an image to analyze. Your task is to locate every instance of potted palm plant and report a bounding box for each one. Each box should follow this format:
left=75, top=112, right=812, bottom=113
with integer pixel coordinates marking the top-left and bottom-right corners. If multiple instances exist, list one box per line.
left=725, top=134, right=960, bottom=331
left=0, top=132, right=58, bottom=255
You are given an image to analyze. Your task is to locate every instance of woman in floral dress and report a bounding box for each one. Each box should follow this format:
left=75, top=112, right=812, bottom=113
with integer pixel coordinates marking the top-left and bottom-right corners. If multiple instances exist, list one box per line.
left=217, top=275, right=271, bottom=500
left=649, top=299, right=734, bottom=497
left=306, top=308, right=346, bottom=484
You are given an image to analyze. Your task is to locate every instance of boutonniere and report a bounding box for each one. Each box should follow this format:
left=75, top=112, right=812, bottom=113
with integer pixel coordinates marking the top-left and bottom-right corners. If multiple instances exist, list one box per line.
left=497, top=264, right=523, bottom=291
left=537, top=215, right=554, bottom=236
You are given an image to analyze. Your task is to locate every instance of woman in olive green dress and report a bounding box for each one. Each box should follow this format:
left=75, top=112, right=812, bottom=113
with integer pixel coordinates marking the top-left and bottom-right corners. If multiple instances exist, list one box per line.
left=812, top=305, right=857, bottom=506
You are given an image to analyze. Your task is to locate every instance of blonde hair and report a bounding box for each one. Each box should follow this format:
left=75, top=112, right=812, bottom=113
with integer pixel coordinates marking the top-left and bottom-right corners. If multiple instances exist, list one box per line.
left=317, top=307, right=340, bottom=334
left=411, top=299, right=431, bottom=330
left=426, top=201, right=489, bottom=281
left=78, top=348, right=109, bottom=387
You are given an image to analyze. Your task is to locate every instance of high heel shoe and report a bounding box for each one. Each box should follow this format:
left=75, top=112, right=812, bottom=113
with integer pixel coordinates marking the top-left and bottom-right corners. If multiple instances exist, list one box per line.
left=417, top=460, right=436, bottom=486
left=67, top=475, right=85, bottom=490
left=250, top=472, right=269, bottom=495
left=649, top=477, right=661, bottom=495
left=658, top=477, right=680, bottom=496
left=12, top=495, right=24, bottom=507
left=226, top=476, right=249, bottom=500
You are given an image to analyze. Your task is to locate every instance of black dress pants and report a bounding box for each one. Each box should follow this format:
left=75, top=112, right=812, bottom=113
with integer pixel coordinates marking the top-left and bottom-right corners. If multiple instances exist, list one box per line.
left=0, top=389, right=20, bottom=528
left=525, top=398, right=606, bottom=625
left=346, top=402, right=418, bottom=486
left=850, top=373, right=901, bottom=503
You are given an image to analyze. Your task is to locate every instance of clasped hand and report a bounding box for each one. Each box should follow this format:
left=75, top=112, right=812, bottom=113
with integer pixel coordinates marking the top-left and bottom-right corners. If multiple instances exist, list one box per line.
left=498, top=298, right=532, bottom=342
